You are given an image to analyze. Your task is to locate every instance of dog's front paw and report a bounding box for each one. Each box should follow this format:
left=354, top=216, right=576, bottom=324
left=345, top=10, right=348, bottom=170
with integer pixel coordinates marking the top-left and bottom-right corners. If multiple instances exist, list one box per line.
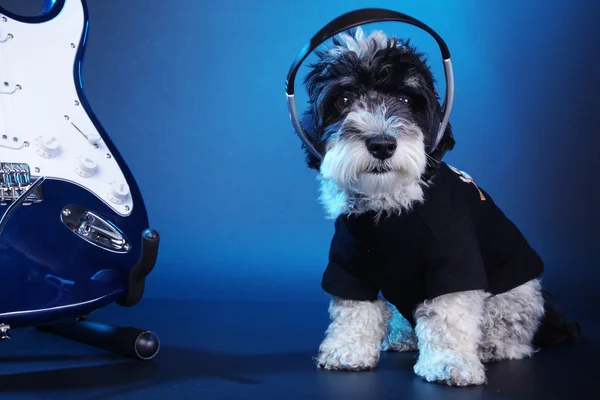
left=316, top=342, right=379, bottom=371
left=413, top=350, right=487, bottom=386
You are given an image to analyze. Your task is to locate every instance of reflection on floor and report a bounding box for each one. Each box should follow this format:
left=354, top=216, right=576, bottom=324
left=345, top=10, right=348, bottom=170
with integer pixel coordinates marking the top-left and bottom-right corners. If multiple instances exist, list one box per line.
left=0, top=299, right=597, bottom=400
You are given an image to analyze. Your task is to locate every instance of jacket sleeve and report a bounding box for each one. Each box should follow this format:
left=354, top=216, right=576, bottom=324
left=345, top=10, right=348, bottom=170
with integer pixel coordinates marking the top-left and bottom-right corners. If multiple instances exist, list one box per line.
left=321, top=218, right=379, bottom=301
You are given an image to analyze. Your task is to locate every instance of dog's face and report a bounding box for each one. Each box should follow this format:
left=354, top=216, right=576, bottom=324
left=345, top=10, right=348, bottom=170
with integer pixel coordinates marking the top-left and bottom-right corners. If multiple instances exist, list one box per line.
left=302, top=28, right=454, bottom=218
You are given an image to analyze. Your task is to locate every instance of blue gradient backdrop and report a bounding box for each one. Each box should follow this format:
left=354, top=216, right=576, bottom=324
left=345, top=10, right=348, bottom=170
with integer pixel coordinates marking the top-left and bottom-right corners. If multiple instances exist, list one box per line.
left=3, top=0, right=599, bottom=308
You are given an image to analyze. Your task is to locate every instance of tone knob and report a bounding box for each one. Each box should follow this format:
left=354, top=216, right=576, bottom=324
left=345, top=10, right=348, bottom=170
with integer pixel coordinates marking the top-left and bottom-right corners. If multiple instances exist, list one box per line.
left=108, top=180, right=130, bottom=204
left=35, top=135, right=60, bottom=158
left=74, top=155, right=97, bottom=177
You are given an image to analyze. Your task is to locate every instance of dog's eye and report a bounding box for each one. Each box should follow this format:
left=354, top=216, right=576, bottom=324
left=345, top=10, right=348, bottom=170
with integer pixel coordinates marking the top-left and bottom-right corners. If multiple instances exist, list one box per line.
left=399, top=95, right=411, bottom=105
left=335, top=96, right=352, bottom=111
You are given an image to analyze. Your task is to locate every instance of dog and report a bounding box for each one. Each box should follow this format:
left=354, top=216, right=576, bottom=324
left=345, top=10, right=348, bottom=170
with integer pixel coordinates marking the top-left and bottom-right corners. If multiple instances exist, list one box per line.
left=298, top=27, right=580, bottom=386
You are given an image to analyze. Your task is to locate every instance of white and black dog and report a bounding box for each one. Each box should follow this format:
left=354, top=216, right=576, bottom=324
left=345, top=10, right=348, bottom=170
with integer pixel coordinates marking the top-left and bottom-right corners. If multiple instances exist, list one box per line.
left=299, top=27, right=580, bottom=386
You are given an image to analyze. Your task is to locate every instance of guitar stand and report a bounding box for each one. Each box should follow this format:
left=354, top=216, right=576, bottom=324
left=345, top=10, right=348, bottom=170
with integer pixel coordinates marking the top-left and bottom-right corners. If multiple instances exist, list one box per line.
left=37, top=318, right=160, bottom=360
left=36, top=228, right=162, bottom=360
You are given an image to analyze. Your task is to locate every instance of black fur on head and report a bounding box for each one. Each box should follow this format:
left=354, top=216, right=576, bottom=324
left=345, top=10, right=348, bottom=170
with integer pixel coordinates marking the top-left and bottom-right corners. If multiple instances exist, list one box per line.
left=300, top=28, right=455, bottom=172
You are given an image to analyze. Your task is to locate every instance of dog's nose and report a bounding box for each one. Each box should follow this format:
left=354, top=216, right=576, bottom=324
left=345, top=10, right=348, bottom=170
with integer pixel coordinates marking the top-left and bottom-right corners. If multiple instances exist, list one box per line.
left=366, top=136, right=397, bottom=160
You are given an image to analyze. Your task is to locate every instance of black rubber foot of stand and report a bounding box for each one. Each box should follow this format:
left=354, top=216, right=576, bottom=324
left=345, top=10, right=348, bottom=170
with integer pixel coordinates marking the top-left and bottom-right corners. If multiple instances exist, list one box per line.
left=37, top=318, right=160, bottom=360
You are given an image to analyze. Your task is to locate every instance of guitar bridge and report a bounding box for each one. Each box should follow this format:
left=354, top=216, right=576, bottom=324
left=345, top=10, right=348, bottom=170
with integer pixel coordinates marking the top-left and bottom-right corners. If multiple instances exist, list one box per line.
left=0, top=163, right=43, bottom=206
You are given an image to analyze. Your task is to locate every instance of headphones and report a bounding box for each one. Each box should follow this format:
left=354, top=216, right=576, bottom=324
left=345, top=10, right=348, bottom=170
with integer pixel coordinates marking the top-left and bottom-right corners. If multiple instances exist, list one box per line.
left=285, top=8, right=455, bottom=161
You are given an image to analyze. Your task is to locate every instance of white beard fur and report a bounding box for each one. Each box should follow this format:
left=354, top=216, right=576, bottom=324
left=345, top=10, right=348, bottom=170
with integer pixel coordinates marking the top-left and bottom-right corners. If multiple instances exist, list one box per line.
left=317, top=130, right=428, bottom=220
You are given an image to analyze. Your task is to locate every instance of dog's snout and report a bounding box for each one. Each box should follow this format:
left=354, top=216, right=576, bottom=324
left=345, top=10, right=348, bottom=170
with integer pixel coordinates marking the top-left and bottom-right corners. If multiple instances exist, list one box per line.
left=366, top=136, right=397, bottom=160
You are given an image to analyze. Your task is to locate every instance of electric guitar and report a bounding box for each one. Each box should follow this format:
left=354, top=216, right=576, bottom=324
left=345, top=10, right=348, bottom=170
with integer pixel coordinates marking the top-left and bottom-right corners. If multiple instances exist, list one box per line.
left=0, top=0, right=159, bottom=335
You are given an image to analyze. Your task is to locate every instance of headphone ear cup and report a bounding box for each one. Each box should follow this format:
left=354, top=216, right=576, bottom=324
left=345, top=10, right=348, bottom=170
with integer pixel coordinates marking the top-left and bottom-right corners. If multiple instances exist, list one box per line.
left=426, top=111, right=442, bottom=154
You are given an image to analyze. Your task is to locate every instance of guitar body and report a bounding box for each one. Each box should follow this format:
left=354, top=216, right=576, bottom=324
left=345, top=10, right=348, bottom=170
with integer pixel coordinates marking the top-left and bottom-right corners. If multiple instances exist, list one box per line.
left=0, top=0, right=156, bottom=329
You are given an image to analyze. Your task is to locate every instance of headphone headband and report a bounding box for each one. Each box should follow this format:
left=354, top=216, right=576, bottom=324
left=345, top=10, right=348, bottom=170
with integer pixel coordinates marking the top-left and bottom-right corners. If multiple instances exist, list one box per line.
left=285, top=8, right=455, bottom=160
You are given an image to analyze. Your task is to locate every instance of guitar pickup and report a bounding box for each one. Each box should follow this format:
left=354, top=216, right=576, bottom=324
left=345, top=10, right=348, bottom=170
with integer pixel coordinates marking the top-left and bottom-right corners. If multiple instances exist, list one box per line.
left=0, top=81, right=19, bottom=94
left=0, top=133, right=25, bottom=150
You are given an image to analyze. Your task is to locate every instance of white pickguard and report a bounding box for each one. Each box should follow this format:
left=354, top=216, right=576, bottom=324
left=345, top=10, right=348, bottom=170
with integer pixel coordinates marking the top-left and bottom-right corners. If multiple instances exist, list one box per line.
left=0, top=0, right=133, bottom=216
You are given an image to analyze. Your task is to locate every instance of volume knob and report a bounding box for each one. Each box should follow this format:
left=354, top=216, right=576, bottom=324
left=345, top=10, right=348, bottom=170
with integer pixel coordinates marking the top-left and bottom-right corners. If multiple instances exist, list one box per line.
left=35, top=135, right=60, bottom=158
left=74, top=155, right=97, bottom=178
left=108, top=180, right=130, bottom=204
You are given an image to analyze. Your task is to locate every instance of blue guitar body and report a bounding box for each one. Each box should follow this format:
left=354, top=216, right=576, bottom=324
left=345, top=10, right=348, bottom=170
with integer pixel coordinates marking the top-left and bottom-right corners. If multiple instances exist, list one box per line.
left=0, top=0, right=159, bottom=332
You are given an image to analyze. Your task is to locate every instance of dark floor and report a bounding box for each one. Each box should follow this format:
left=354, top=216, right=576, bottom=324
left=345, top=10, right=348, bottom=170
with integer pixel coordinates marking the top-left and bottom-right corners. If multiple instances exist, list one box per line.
left=0, top=299, right=597, bottom=400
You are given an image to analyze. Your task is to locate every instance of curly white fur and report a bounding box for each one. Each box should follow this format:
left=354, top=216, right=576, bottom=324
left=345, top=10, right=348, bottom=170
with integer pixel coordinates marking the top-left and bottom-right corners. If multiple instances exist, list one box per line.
left=413, top=290, right=489, bottom=386
left=317, top=282, right=547, bottom=385
left=316, top=297, right=388, bottom=370
left=479, top=278, right=545, bottom=363
left=328, top=27, right=390, bottom=58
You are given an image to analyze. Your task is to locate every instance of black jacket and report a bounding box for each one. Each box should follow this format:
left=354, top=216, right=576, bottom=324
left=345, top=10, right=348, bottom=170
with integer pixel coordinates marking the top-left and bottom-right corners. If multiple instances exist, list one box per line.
left=322, top=163, right=544, bottom=326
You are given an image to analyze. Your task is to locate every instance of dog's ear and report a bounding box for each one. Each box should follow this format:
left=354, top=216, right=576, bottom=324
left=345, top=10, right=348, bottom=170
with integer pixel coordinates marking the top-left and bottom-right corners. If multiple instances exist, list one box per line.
left=440, top=121, right=456, bottom=152
left=304, top=148, right=322, bottom=171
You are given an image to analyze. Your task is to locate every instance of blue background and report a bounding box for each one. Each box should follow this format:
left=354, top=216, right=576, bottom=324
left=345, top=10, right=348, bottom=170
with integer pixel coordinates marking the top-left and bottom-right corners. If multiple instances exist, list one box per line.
left=3, top=0, right=599, bottom=308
